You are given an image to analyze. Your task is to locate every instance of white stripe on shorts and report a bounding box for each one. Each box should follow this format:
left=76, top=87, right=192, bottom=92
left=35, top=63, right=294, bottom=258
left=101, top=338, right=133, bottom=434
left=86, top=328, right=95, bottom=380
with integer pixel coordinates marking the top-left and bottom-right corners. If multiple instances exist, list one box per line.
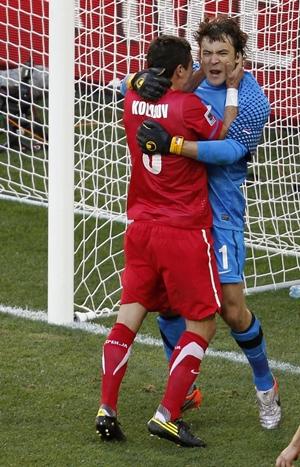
left=201, top=228, right=221, bottom=309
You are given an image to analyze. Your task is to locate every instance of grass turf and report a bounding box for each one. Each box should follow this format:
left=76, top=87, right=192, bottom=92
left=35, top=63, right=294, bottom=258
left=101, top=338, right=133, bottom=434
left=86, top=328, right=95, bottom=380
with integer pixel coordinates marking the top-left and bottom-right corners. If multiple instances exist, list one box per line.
left=0, top=199, right=300, bottom=466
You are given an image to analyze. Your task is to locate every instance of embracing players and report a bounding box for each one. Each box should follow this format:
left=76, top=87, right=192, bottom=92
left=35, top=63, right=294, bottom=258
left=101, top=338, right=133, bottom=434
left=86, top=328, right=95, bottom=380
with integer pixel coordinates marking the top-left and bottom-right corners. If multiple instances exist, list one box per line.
left=96, top=33, right=241, bottom=447
left=129, top=17, right=281, bottom=430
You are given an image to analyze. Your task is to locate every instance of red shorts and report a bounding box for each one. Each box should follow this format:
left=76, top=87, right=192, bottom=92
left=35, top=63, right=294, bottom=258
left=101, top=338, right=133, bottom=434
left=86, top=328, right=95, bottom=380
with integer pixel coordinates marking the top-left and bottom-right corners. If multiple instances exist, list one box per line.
left=121, top=221, right=222, bottom=321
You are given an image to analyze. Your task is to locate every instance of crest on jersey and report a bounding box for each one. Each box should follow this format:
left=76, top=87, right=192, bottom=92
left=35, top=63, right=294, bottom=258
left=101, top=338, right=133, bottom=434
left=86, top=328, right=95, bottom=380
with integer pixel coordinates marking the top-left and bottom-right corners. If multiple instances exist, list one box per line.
left=136, top=77, right=145, bottom=89
left=204, top=105, right=217, bottom=126
left=146, top=140, right=157, bottom=153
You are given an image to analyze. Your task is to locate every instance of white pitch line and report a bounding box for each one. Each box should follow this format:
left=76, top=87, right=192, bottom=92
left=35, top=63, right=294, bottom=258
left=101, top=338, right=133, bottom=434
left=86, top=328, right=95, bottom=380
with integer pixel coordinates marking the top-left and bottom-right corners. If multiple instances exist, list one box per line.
left=1, top=304, right=300, bottom=375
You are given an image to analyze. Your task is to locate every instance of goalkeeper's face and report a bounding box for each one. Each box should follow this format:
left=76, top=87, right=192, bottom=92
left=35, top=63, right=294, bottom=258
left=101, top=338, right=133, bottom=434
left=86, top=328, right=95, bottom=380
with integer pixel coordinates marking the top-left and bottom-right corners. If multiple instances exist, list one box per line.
left=200, top=35, right=239, bottom=86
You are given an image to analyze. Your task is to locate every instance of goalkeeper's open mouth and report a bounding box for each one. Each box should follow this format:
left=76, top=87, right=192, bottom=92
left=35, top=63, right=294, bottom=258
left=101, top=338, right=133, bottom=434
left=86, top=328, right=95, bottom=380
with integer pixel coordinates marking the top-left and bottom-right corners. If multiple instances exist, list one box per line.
left=209, top=69, right=222, bottom=75
left=207, top=69, right=225, bottom=85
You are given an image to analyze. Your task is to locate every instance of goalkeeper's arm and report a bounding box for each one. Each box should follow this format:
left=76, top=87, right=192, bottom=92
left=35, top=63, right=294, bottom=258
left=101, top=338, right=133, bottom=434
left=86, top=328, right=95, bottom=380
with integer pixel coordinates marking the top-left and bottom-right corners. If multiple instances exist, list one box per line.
left=137, top=120, right=247, bottom=165
left=181, top=59, right=245, bottom=158
left=177, top=86, right=247, bottom=164
left=179, top=139, right=248, bottom=165
left=137, top=86, right=247, bottom=164
left=178, top=56, right=246, bottom=164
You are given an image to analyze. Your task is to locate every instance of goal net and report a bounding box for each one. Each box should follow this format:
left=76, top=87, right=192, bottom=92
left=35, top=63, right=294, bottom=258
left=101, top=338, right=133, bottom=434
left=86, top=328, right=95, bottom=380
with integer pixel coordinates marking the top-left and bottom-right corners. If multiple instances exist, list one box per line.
left=0, top=0, right=299, bottom=321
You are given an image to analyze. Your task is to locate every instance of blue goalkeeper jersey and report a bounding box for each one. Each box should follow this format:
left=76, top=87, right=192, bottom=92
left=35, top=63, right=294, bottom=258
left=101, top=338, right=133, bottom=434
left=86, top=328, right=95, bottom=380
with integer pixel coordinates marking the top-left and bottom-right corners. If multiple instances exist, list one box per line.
left=194, top=71, right=270, bottom=231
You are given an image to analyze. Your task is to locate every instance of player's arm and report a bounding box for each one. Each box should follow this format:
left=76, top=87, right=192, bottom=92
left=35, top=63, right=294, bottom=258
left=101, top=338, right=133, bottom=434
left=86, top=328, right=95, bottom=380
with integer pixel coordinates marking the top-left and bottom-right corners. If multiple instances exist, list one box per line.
left=178, top=58, right=244, bottom=156
left=136, top=83, right=244, bottom=164
left=185, top=72, right=270, bottom=163
left=137, top=59, right=245, bottom=163
left=178, top=89, right=268, bottom=164
left=217, top=58, right=244, bottom=139
left=275, top=425, right=300, bottom=467
left=196, top=83, right=270, bottom=164
left=137, top=117, right=247, bottom=165
left=179, top=139, right=248, bottom=164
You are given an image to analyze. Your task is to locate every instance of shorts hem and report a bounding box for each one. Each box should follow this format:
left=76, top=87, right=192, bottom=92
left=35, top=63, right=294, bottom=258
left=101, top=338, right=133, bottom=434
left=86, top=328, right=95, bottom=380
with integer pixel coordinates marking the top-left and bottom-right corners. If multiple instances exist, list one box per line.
left=180, top=307, right=220, bottom=321
left=220, top=277, right=244, bottom=284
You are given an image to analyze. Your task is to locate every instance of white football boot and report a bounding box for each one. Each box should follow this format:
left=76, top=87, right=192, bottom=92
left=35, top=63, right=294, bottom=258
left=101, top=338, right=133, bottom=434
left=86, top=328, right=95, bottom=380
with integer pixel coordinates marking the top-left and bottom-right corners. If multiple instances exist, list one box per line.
left=256, top=379, right=281, bottom=429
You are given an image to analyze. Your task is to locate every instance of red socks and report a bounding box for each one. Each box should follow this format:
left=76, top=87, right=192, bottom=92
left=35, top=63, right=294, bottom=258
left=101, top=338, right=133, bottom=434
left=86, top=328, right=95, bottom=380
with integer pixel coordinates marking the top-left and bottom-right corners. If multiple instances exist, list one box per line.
left=100, top=322, right=136, bottom=412
left=101, top=325, right=208, bottom=420
left=161, top=330, right=208, bottom=420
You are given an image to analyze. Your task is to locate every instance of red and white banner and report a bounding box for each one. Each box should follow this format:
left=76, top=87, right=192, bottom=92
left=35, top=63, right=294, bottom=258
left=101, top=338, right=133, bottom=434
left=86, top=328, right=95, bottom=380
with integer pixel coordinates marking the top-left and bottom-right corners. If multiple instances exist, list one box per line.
left=0, top=0, right=299, bottom=118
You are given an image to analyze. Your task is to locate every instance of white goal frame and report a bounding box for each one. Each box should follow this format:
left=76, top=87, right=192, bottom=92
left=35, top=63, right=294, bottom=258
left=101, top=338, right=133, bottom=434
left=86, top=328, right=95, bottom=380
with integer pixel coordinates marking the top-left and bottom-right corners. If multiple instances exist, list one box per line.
left=0, top=1, right=299, bottom=325
left=48, top=0, right=75, bottom=324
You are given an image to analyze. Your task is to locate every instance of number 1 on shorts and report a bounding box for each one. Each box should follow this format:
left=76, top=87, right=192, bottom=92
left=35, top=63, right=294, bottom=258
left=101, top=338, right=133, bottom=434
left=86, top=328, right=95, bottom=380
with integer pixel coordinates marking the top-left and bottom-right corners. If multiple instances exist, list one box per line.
left=219, top=244, right=228, bottom=270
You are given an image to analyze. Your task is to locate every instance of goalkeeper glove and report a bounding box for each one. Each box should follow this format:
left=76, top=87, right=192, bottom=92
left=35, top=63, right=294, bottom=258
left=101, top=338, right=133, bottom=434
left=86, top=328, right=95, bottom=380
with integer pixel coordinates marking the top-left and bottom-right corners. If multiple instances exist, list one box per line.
left=128, top=68, right=171, bottom=101
left=137, top=120, right=184, bottom=155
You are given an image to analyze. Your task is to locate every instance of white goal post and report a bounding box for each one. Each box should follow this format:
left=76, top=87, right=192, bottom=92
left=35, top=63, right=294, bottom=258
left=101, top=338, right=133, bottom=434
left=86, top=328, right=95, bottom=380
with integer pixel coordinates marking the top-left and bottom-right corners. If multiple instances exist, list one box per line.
left=48, top=0, right=75, bottom=324
left=0, top=0, right=299, bottom=324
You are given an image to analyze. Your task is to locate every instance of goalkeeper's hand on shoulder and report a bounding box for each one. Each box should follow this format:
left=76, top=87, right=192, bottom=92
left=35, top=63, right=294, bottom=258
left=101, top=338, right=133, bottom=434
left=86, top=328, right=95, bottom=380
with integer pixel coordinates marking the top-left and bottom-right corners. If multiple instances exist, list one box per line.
left=137, top=120, right=184, bottom=156
left=128, top=68, right=171, bottom=101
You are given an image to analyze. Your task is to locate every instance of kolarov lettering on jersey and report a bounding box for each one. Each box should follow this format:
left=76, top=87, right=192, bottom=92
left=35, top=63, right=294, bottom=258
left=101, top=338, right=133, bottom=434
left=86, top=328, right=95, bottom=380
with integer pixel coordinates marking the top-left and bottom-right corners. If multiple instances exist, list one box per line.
left=194, top=71, right=270, bottom=231
left=131, top=101, right=169, bottom=119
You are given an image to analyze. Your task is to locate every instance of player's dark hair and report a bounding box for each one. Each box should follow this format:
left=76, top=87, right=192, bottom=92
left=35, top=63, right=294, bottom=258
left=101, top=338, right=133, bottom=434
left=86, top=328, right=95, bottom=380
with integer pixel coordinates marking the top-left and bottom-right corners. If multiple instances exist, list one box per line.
left=194, top=17, right=248, bottom=58
left=146, top=35, right=192, bottom=78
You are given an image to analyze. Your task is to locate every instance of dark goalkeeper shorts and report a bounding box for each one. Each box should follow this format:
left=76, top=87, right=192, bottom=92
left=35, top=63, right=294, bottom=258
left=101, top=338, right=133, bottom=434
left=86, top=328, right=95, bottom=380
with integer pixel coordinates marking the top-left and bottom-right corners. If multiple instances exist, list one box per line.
left=121, top=221, right=222, bottom=321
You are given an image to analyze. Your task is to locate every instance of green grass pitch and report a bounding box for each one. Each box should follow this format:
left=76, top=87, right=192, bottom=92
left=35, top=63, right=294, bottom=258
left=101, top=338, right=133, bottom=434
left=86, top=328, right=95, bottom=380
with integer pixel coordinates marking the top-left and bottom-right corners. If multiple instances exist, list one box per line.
left=0, top=199, right=300, bottom=467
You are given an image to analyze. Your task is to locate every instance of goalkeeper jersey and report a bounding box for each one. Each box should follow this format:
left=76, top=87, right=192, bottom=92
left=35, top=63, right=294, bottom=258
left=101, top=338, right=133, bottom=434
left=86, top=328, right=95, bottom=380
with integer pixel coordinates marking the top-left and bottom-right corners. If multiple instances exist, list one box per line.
left=194, top=71, right=270, bottom=231
left=123, top=88, right=222, bottom=229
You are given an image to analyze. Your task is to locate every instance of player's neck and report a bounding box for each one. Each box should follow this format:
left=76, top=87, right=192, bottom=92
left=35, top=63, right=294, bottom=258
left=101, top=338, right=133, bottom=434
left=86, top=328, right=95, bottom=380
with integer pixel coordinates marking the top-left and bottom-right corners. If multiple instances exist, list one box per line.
left=170, top=82, right=186, bottom=91
left=170, top=85, right=181, bottom=91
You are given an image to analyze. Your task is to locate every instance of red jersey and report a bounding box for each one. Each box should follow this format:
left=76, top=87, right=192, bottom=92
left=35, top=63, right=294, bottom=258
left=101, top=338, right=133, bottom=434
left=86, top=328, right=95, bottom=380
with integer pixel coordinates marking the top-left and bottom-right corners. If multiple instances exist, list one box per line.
left=123, top=89, right=222, bottom=229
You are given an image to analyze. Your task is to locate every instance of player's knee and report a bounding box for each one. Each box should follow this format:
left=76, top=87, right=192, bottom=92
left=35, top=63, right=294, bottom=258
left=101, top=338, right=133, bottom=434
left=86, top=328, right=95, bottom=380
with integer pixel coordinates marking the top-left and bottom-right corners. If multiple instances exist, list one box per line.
left=207, top=316, right=217, bottom=341
left=203, top=314, right=217, bottom=338
left=186, top=314, right=216, bottom=343
left=221, top=299, right=249, bottom=331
